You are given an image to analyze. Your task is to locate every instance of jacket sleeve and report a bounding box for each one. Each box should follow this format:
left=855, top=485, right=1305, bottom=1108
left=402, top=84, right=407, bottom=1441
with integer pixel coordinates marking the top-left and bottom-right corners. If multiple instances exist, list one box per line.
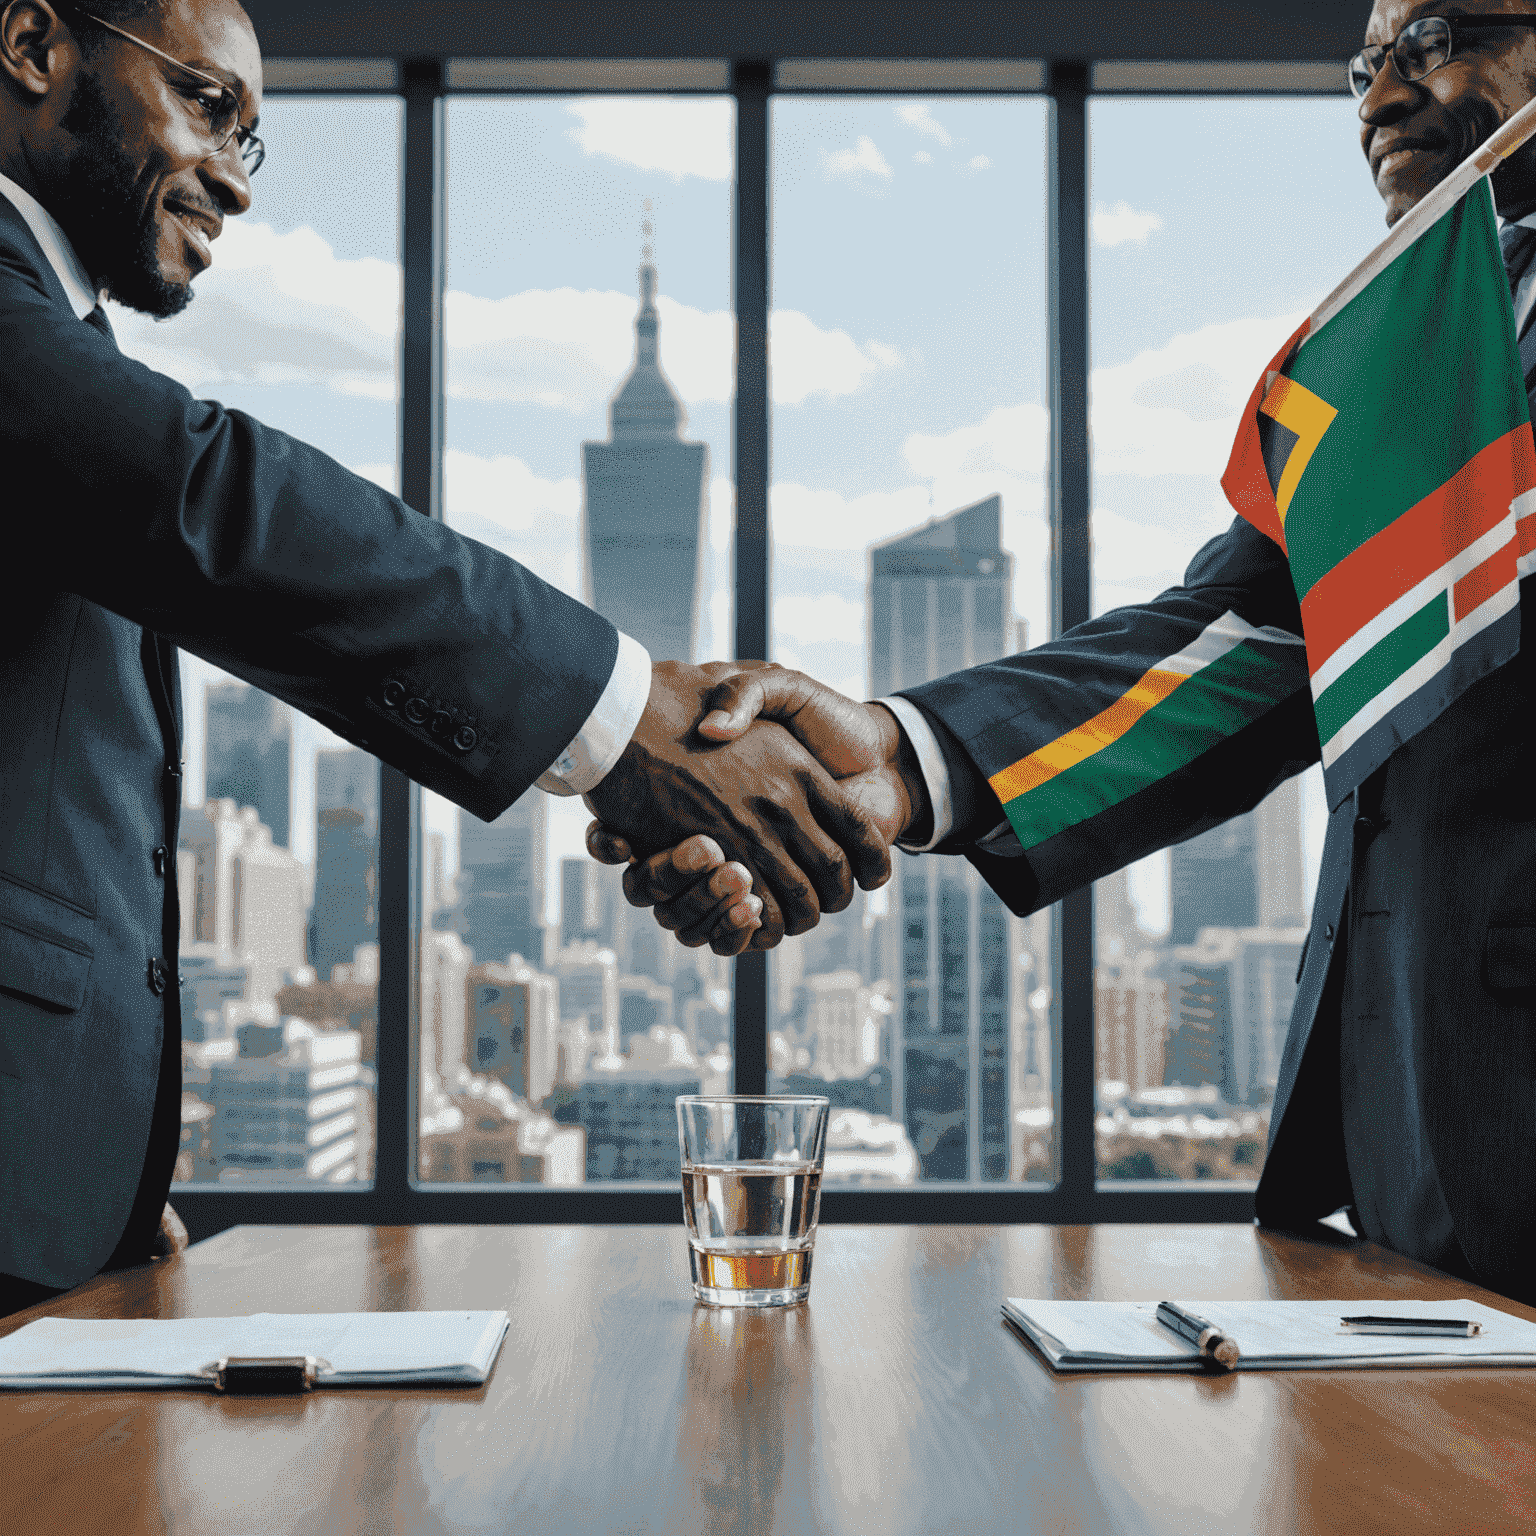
left=898, top=515, right=1319, bottom=916
left=1, top=233, right=620, bottom=824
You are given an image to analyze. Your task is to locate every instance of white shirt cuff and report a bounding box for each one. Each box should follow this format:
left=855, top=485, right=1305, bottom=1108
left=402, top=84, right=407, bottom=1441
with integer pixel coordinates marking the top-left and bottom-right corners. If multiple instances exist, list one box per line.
left=536, top=632, right=652, bottom=797
left=875, top=696, right=954, bottom=853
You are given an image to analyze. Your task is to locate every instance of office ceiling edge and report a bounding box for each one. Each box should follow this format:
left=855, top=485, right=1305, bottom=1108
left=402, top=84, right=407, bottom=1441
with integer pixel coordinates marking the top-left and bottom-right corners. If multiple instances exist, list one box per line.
left=243, top=0, right=1369, bottom=66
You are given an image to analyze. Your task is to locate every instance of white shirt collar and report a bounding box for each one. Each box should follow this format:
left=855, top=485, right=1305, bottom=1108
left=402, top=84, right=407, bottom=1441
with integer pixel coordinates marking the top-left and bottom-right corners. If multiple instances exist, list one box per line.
left=1496, top=208, right=1536, bottom=234
left=0, top=171, right=100, bottom=320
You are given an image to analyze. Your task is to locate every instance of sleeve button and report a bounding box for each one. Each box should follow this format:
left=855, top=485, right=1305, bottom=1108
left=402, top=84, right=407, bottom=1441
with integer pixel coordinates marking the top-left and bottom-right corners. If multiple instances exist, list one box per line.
left=404, top=697, right=431, bottom=725
left=382, top=679, right=406, bottom=708
left=429, top=710, right=453, bottom=738
left=453, top=725, right=478, bottom=753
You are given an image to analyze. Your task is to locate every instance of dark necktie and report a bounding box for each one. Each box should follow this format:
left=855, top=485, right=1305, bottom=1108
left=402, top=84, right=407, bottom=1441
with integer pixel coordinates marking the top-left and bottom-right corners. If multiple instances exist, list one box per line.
left=1500, top=222, right=1536, bottom=312
left=83, top=303, right=114, bottom=342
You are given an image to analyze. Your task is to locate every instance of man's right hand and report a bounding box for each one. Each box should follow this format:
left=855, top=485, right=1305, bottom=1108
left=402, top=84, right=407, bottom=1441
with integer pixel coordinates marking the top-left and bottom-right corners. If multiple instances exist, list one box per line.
left=588, top=665, right=934, bottom=954
left=583, top=661, right=895, bottom=947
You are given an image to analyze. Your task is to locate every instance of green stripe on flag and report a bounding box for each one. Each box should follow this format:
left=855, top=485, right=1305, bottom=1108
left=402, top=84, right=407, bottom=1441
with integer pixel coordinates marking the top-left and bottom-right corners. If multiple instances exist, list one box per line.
left=1312, top=591, right=1449, bottom=746
left=1000, top=643, right=1302, bottom=849
left=1284, top=181, right=1526, bottom=599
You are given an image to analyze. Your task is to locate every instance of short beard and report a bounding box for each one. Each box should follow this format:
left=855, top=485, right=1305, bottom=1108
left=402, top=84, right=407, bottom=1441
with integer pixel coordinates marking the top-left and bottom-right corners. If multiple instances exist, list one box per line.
left=54, top=70, right=192, bottom=319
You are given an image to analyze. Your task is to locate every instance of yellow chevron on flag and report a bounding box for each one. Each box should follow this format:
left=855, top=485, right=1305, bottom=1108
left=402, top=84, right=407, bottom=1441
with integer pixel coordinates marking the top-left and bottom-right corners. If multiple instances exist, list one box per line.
left=1258, top=374, right=1336, bottom=524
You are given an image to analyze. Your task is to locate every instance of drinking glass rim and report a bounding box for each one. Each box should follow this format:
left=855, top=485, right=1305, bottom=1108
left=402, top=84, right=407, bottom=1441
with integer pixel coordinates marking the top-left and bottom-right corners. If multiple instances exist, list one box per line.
left=675, top=1094, right=830, bottom=1107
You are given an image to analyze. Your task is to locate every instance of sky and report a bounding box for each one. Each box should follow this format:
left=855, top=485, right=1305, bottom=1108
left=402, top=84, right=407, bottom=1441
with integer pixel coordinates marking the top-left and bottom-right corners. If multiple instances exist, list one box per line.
left=116, top=87, right=1391, bottom=934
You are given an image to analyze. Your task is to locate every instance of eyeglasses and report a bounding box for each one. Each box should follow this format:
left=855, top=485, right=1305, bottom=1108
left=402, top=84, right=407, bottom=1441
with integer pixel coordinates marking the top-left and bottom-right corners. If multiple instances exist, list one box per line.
left=1350, top=14, right=1536, bottom=100
left=60, top=4, right=263, bottom=174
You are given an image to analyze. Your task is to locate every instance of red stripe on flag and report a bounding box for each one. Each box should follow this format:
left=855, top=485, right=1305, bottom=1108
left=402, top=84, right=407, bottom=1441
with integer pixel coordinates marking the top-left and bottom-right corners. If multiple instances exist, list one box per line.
left=1453, top=534, right=1518, bottom=622
left=1220, top=317, right=1311, bottom=554
left=1299, top=424, right=1536, bottom=671
left=1520, top=510, right=1536, bottom=559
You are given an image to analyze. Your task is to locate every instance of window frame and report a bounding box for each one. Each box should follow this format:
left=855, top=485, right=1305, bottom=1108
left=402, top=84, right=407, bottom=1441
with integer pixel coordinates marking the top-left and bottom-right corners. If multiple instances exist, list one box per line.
left=172, top=53, right=1350, bottom=1241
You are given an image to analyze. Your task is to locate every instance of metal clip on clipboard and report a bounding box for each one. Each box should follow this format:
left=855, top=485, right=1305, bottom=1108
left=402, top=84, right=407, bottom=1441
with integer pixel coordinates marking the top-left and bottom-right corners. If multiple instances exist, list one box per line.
left=198, top=1355, right=334, bottom=1394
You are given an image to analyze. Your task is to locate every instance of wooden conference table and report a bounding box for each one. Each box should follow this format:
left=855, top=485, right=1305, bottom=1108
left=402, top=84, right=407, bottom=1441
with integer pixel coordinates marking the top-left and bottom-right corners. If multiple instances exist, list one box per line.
left=2, top=1223, right=1534, bottom=1535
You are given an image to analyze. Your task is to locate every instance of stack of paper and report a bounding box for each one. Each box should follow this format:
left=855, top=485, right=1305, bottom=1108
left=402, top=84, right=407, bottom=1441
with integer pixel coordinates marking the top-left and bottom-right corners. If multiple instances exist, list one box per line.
left=0, top=1311, right=509, bottom=1390
left=1002, top=1297, right=1536, bottom=1372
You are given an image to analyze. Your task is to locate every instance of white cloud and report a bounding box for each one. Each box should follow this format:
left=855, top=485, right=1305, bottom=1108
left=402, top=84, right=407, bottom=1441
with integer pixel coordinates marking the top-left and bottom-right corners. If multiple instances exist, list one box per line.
left=109, top=219, right=398, bottom=398
left=775, top=592, right=866, bottom=647
left=903, top=402, right=1050, bottom=480
left=913, top=150, right=933, bottom=165
left=820, top=136, right=894, bottom=183
left=564, top=98, right=733, bottom=182
left=112, top=219, right=900, bottom=414
left=1093, top=200, right=1164, bottom=247
left=894, top=103, right=953, bottom=147
left=771, top=311, right=900, bottom=406
left=1090, top=312, right=1306, bottom=480
left=966, top=155, right=992, bottom=173
left=347, top=462, right=397, bottom=495
left=442, top=448, right=583, bottom=597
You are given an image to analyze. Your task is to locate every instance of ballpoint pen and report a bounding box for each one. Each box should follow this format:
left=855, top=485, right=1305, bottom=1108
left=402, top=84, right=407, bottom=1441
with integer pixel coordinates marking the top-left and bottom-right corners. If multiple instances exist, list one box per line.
left=1340, top=1316, right=1482, bottom=1337
left=1155, top=1301, right=1241, bottom=1368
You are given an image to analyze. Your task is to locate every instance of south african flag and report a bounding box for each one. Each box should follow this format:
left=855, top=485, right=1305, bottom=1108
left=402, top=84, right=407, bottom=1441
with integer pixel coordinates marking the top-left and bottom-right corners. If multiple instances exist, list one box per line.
left=1223, top=174, right=1536, bottom=806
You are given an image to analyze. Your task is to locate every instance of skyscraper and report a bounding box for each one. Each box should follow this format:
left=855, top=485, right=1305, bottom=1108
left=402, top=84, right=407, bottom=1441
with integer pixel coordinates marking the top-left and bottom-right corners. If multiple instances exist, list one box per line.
left=869, top=496, right=1013, bottom=1181
left=1169, top=816, right=1258, bottom=947
left=205, top=681, right=292, bottom=849
left=309, top=747, right=379, bottom=985
left=457, top=792, right=547, bottom=969
left=581, top=264, right=708, bottom=664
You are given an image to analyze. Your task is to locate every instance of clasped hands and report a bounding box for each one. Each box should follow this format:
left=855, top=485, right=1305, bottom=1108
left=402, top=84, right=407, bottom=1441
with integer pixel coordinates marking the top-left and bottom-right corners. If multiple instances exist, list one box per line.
left=582, top=661, right=929, bottom=957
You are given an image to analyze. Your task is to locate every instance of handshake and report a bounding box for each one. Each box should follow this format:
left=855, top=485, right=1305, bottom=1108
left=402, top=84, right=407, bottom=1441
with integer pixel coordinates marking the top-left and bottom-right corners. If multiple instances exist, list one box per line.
left=582, top=660, right=931, bottom=957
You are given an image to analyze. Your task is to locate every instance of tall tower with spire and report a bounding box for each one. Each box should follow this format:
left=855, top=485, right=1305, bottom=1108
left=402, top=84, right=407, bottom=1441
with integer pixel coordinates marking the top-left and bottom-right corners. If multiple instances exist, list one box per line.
left=581, top=261, right=709, bottom=663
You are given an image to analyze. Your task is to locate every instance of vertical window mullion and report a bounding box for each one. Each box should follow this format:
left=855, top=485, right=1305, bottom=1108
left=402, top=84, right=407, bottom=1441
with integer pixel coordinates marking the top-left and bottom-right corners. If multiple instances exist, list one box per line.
left=379, top=59, right=446, bottom=1205
left=1046, top=64, right=1096, bottom=1213
left=730, top=61, right=772, bottom=1097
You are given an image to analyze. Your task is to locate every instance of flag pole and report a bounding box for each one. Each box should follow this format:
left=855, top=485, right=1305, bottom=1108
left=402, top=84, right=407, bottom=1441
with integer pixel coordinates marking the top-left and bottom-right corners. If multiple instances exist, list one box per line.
left=1306, top=93, right=1536, bottom=340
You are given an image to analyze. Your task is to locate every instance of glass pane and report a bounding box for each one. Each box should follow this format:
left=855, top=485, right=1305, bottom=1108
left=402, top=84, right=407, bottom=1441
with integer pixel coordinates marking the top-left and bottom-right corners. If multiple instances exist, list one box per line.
left=423, top=96, right=734, bottom=1185
left=110, top=98, right=404, bottom=1187
left=1088, top=97, right=1382, bottom=1182
left=768, top=97, right=1054, bottom=1185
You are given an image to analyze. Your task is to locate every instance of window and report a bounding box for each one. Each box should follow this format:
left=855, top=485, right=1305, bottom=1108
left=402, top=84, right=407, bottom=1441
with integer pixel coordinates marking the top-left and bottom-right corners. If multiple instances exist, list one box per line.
left=767, top=95, right=1054, bottom=1186
left=157, top=57, right=1365, bottom=1234
left=113, top=97, right=403, bottom=1189
left=418, top=94, right=735, bottom=1186
left=1087, top=95, right=1380, bottom=1183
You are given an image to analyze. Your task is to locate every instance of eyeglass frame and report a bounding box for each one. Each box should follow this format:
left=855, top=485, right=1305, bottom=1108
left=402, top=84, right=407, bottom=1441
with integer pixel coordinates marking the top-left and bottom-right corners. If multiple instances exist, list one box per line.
left=56, top=2, right=263, bottom=174
left=1350, top=14, right=1536, bottom=100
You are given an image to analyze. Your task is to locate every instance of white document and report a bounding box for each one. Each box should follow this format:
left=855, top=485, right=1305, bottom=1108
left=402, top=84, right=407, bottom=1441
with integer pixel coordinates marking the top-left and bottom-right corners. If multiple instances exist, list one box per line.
left=1002, top=1297, right=1536, bottom=1372
left=0, top=1310, right=509, bottom=1390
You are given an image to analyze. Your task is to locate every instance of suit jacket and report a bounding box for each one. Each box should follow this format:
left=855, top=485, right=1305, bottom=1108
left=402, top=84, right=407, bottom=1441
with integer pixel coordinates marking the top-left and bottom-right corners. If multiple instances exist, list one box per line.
left=903, top=337, right=1536, bottom=1303
left=0, top=196, right=621, bottom=1288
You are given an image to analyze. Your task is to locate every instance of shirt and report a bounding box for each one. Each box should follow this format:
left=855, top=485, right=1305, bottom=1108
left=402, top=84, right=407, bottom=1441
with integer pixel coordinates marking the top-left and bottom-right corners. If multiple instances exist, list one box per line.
left=0, top=171, right=651, bottom=799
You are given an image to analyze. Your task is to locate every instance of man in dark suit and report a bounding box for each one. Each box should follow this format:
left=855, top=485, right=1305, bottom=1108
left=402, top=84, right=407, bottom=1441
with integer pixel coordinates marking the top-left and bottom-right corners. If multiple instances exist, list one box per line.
left=0, top=0, right=892, bottom=1315
left=606, top=0, right=1536, bottom=1304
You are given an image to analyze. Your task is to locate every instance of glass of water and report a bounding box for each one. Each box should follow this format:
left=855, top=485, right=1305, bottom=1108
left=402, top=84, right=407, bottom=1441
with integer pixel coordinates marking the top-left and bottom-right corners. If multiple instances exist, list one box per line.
left=676, top=1095, right=830, bottom=1307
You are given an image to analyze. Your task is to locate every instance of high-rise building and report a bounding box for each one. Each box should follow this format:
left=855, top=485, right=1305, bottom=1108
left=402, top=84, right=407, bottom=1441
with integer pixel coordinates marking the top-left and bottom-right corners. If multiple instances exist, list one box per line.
left=316, top=747, right=379, bottom=835
left=457, top=792, right=546, bottom=969
left=560, top=856, right=621, bottom=951
left=581, top=264, right=708, bottom=664
left=1163, top=926, right=1308, bottom=1105
left=205, top=681, right=291, bottom=849
left=309, top=747, right=379, bottom=985
left=468, top=956, right=560, bottom=1106
left=869, top=496, right=1013, bottom=1181
left=1169, top=817, right=1258, bottom=947
left=420, top=928, right=472, bottom=1090
left=177, top=797, right=306, bottom=1007
left=1167, top=776, right=1305, bottom=945
left=618, top=974, right=674, bottom=1048
left=550, top=943, right=621, bottom=1061
left=1096, top=952, right=1171, bottom=1095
